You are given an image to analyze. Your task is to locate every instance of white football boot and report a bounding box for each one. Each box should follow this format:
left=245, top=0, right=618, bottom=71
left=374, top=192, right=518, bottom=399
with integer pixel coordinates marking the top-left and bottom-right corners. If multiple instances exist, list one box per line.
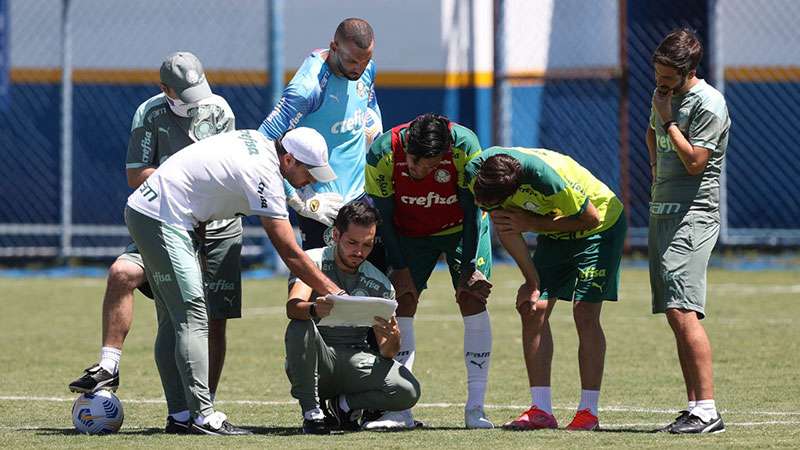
left=362, top=409, right=420, bottom=430
left=465, top=405, right=494, bottom=429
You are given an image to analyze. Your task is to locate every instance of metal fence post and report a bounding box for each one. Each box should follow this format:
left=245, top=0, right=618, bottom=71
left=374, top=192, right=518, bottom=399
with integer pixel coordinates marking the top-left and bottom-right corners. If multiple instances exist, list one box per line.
left=60, top=0, right=73, bottom=259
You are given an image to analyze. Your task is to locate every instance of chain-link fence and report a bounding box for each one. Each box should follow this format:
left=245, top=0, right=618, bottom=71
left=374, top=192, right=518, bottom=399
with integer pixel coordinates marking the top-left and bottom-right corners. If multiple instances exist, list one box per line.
left=0, top=0, right=273, bottom=259
left=496, top=0, right=800, bottom=246
left=2, top=0, right=799, bottom=261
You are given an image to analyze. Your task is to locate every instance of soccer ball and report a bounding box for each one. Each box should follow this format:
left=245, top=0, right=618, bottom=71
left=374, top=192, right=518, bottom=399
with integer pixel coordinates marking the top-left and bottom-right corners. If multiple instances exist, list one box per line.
left=71, top=390, right=124, bottom=434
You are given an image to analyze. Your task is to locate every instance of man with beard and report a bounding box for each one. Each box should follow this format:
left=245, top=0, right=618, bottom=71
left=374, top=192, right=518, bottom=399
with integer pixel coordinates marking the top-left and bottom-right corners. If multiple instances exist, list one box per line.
left=284, top=201, right=420, bottom=434
left=259, top=18, right=383, bottom=265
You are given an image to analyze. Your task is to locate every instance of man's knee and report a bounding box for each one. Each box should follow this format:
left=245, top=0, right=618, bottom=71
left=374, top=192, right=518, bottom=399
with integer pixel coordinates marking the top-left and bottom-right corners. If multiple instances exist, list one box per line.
left=389, top=366, right=421, bottom=411
left=456, top=293, right=487, bottom=316
left=665, top=308, right=702, bottom=334
left=395, top=293, right=419, bottom=317
left=285, top=319, right=315, bottom=347
left=107, top=260, right=145, bottom=293
left=573, top=302, right=602, bottom=330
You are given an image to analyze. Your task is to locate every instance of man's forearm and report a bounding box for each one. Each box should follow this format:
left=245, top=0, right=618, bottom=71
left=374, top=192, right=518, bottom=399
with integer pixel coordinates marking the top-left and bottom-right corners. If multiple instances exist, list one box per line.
left=126, top=167, right=156, bottom=189
left=497, top=231, right=538, bottom=287
left=665, top=126, right=707, bottom=175
left=526, top=212, right=596, bottom=233
left=458, top=188, right=480, bottom=273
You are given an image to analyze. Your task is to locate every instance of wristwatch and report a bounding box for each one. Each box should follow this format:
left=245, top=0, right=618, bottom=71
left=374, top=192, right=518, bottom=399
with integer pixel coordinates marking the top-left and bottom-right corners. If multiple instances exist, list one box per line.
left=309, top=303, right=318, bottom=319
left=662, top=120, right=678, bottom=133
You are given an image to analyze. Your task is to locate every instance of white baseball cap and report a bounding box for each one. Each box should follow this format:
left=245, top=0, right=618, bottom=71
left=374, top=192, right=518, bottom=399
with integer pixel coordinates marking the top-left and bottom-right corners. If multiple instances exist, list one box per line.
left=281, top=128, right=336, bottom=183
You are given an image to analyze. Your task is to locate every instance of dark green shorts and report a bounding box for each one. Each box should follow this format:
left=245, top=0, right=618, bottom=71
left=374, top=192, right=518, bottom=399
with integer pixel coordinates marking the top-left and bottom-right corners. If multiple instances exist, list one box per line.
left=203, top=234, right=243, bottom=320
left=649, top=210, right=719, bottom=319
left=534, top=214, right=626, bottom=303
left=117, top=235, right=242, bottom=320
left=398, top=214, right=492, bottom=293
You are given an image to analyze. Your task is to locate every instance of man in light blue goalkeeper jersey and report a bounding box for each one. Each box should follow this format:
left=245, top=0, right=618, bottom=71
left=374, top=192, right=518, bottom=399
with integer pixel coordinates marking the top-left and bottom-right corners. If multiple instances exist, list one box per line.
left=259, top=18, right=383, bottom=257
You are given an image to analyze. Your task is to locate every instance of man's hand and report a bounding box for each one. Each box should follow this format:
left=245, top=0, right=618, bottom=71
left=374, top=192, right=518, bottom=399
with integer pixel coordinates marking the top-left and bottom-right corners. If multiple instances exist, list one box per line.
left=390, top=268, right=419, bottom=303
left=286, top=188, right=344, bottom=226
left=372, top=316, right=399, bottom=341
left=515, top=283, right=540, bottom=316
left=313, top=295, right=335, bottom=318
left=490, top=209, right=533, bottom=234
left=456, top=269, right=493, bottom=304
left=652, top=87, right=673, bottom=123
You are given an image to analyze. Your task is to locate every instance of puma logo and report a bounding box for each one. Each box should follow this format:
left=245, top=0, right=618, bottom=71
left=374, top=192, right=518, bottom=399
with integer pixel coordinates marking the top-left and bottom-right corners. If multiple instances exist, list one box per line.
left=469, top=360, right=486, bottom=369
left=591, top=282, right=605, bottom=291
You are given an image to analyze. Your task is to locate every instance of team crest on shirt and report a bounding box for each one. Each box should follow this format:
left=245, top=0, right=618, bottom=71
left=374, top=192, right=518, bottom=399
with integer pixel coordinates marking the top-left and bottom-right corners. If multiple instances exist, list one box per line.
left=189, top=104, right=224, bottom=141
left=434, top=169, right=451, bottom=183
left=356, top=80, right=369, bottom=99
left=309, top=199, right=321, bottom=213
left=323, top=226, right=335, bottom=246
left=523, top=201, right=541, bottom=212
left=351, top=288, right=369, bottom=297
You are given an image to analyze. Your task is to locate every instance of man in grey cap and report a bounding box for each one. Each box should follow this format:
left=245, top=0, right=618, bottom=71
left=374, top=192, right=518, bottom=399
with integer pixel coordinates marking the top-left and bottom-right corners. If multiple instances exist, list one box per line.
left=125, top=127, right=344, bottom=435
left=69, top=51, right=242, bottom=432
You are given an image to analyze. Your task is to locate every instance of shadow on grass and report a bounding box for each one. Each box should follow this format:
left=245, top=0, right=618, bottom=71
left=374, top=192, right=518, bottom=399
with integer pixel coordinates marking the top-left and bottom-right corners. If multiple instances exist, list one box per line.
left=32, top=426, right=304, bottom=436
left=596, top=427, right=660, bottom=434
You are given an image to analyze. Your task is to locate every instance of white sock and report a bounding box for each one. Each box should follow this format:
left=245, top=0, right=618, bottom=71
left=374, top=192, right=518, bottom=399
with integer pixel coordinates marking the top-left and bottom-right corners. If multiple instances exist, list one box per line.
left=339, top=395, right=350, bottom=413
left=99, top=346, right=122, bottom=374
left=396, top=317, right=416, bottom=371
left=687, top=400, right=696, bottom=411
left=578, top=389, right=600, bottom=416
left=692, top=399, right=718, bottom=421
left=303, top=407, right=325, bottom=420
left=531, top=386, right=552, bottom=414
left=463, top=311, right=492, bottom=409
left=169, top=410, right=190, bottom=422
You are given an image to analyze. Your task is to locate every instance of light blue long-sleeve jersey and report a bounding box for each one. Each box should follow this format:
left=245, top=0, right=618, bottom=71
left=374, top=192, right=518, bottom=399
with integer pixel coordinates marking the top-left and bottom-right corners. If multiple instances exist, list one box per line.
left=258, top=49, right=381, bottom=202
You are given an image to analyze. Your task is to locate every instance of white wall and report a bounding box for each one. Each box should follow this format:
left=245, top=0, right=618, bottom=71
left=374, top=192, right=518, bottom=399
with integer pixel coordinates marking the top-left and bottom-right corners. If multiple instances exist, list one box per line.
left=504, top=0, right=618, bottom=73
left=717, top=0, right=799, bottom=66
left=9, top=0, right=797, bottom=74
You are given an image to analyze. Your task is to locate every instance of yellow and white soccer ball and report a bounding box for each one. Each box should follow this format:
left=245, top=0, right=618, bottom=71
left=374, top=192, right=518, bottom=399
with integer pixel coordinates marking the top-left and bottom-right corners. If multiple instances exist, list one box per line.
left=71, top=390, right=124, bottom=435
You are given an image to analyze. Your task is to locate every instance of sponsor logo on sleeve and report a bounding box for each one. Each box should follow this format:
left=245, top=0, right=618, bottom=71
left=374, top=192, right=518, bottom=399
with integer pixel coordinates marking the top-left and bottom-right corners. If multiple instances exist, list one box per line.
left=138, top=180, right=158, bottom=201
left=257, top=180, right=269, bottom=208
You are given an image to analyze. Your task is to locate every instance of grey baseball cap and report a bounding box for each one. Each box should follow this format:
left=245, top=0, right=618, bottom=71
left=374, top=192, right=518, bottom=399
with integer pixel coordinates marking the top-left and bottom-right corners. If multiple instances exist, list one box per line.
left=159, top=52, right=213, bottom=103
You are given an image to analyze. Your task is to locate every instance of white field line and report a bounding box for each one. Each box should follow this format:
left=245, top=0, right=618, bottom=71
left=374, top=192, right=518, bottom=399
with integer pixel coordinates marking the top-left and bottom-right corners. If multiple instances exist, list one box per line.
left=3, top=396, right=799, bottom=417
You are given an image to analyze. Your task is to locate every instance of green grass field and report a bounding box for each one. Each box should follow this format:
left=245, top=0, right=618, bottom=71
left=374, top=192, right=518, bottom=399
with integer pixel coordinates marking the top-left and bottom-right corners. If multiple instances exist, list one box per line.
left=1, top=265, right=799, bottom=448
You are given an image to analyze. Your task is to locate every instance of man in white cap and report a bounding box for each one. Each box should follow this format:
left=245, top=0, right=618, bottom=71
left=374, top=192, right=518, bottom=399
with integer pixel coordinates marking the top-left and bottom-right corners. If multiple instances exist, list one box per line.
left=124, top=127, right=344, bottom=435
left=69, top=51, right=241, bottom=421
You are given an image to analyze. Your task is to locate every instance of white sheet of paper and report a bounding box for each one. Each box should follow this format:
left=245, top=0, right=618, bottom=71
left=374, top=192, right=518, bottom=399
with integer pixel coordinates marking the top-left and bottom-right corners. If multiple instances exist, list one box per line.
left=316, top=294, right=397, bottom=327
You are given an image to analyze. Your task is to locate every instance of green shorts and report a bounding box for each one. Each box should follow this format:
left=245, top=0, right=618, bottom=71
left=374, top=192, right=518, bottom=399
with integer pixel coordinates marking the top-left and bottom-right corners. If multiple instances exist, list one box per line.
left=398, top=214, right=492, bottom=293
left=649, top=210, right=719, bottom=319
left=534, top=214, right=626, bottom=303
left=117, top=235, right=242, bottom=320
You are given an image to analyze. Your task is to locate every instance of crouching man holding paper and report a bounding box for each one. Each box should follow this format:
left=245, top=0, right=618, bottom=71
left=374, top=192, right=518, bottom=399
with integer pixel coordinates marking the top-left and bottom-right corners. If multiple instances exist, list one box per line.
left=284, top=201, right=421, bottom=435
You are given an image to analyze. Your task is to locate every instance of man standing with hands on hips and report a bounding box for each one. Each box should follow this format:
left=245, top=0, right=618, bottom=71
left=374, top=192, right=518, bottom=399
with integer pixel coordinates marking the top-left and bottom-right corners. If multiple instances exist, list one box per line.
left=647, top=28, right=730, bottom=434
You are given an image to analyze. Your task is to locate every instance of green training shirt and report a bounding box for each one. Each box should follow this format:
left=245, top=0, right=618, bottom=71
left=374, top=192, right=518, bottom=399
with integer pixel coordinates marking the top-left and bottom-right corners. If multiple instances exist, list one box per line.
left=649, top=79, right=730, bottom=215
left=466, top=147, right=623, bottom=240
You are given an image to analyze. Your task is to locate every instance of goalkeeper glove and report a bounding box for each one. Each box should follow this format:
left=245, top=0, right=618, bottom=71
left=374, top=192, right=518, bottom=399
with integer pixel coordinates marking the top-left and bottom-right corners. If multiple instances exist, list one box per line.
left=286, top=189, right=344, bottom=226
